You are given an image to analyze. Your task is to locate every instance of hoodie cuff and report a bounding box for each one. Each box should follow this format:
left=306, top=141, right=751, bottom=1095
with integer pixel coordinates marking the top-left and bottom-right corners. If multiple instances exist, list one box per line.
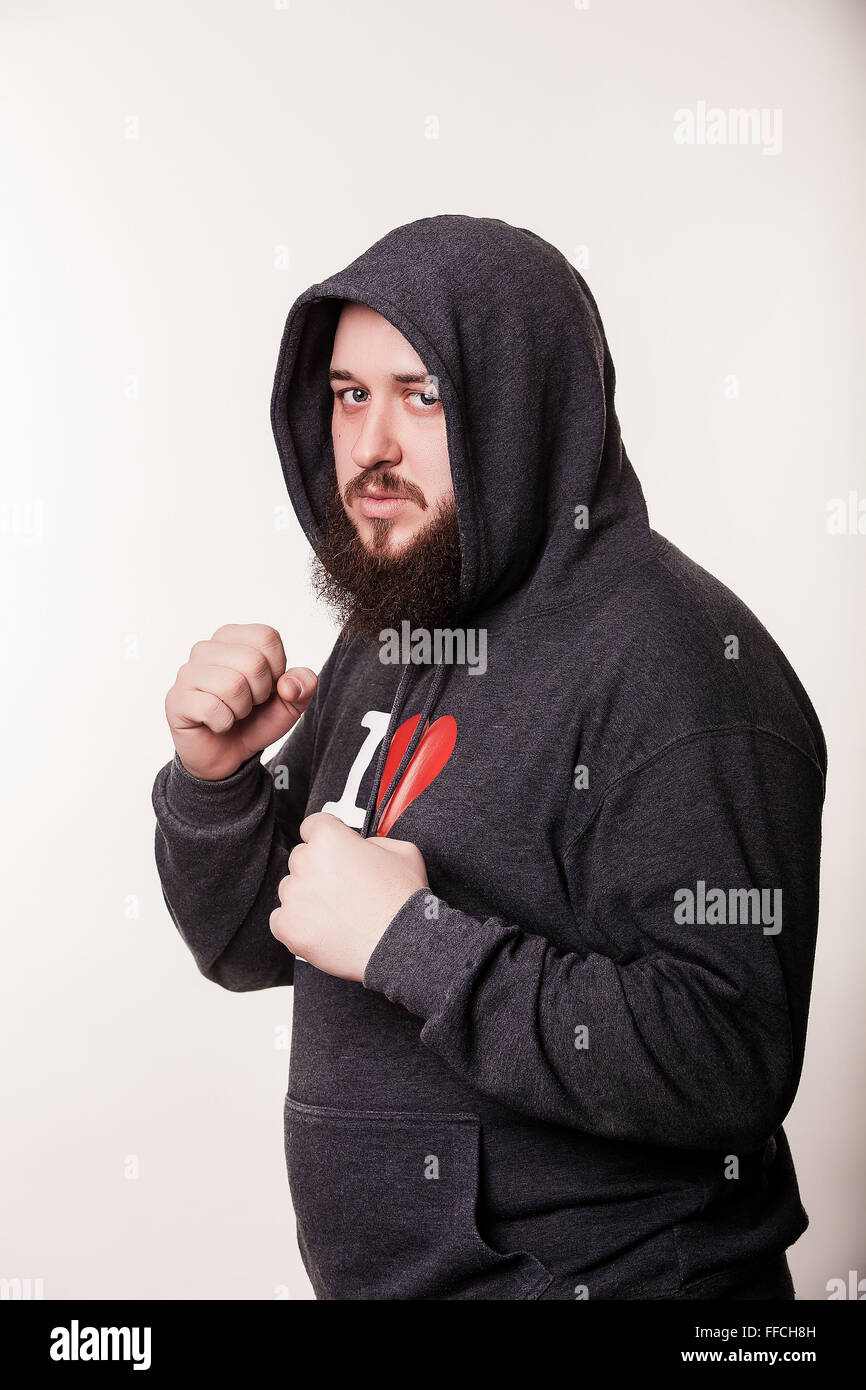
left=159, top=748, right=267, bottom=824
left=362, top=887, right=493, bottom=1020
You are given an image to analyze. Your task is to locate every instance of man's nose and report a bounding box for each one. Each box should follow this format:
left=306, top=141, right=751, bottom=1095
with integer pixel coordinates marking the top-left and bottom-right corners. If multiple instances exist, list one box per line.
left=350, top=402, right=402, bottom=470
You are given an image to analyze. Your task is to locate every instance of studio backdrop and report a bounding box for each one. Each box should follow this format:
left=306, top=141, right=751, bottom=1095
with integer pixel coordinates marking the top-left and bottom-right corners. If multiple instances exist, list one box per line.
left=1, top=0, right=863, bottom=1301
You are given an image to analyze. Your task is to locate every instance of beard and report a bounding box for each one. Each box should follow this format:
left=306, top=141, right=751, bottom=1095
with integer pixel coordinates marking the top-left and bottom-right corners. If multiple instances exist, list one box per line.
left=310, top=473, right=463, bottom=644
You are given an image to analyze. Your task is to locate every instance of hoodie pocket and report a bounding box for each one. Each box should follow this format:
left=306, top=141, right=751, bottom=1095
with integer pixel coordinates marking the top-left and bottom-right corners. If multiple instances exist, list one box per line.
left=283, top=1097, right=553, bottom=1301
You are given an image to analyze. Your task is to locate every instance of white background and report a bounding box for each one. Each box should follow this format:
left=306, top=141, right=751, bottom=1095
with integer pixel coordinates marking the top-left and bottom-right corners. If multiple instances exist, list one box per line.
left=1, top=0, right=863, bottom=1300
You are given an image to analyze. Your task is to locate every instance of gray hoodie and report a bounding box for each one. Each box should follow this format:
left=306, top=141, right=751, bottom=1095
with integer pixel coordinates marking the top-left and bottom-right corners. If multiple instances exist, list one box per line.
left=152, top=214, right=826, bottom=1300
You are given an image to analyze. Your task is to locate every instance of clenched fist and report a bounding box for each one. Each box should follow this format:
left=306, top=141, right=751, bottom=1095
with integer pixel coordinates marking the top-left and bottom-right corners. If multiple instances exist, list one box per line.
left=270, top=812, right=429, bottom=981
left=164, top=622, right=317, bottom=780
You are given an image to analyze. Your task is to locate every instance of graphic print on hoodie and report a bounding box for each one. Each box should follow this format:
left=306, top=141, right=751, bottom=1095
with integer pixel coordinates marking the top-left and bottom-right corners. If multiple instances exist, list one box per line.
left=151, top=214, right=827, bottom=1301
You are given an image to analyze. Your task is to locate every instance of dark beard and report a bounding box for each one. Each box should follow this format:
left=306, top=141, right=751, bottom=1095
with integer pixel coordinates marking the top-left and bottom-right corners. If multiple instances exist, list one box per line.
left=310, top=477, right=463, bottom=644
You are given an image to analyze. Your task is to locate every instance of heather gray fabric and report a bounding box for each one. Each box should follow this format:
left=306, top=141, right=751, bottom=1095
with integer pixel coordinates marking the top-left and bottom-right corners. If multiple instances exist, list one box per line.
left=152, top=215, right=826, bottom=1300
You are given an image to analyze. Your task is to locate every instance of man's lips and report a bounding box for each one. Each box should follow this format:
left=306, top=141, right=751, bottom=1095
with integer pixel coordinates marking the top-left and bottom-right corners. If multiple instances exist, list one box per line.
left=357, top=492, right=413, bottom=518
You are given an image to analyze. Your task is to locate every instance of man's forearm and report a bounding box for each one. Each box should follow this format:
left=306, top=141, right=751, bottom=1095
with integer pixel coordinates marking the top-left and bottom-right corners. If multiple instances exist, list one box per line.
left=152, top=750, right=297, bottom=991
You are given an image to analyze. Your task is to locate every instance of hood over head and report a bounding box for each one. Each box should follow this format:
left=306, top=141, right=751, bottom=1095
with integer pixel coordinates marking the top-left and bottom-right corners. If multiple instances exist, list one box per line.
left=270, top=213, right=654, bottom=632
left=270, top=214, right=656, bottom=836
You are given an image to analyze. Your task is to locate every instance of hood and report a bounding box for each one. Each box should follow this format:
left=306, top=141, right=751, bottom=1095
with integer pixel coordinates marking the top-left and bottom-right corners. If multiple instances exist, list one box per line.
left=269, top=213, right=655, bottom=836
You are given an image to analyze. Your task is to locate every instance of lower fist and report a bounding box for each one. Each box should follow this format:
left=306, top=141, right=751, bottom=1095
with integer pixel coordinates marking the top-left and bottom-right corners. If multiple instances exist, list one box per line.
left=269, top=812, right=429, bottom=981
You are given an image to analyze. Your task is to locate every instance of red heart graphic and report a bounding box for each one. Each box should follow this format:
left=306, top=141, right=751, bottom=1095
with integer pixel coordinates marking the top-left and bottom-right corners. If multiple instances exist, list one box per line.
left=374, top=713, right=457, bottom=837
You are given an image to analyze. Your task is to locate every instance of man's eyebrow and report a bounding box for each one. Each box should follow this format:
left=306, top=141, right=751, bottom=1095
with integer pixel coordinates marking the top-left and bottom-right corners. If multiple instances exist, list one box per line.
left=328, top=367, right=434, bottom=386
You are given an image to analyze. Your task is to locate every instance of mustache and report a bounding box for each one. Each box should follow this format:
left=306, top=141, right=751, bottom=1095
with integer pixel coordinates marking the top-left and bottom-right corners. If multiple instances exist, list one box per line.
left=344, top=472, right=428, bottom=510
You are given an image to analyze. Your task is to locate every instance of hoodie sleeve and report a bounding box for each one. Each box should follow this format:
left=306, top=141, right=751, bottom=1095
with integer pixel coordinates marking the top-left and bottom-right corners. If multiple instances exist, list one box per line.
left=151, top=637, right=342, bottom=992
left=362, top=729, right=825, bottom=1151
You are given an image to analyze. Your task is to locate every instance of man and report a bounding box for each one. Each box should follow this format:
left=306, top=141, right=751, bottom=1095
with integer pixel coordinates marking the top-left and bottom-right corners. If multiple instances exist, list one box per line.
left=152, top=214, right=826, bottom=1300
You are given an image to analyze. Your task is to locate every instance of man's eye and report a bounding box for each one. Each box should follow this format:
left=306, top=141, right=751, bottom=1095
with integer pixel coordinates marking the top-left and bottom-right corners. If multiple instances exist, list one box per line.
left=411, top=391, right=441, bottom=409
left=337, top=387, right=369, bottom=405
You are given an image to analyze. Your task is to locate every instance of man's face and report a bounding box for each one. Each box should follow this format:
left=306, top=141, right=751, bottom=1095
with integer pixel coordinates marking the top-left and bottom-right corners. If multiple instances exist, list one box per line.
left=329, top=302, right=453, bottom=553
left=311, top=302, right=462, bottom=641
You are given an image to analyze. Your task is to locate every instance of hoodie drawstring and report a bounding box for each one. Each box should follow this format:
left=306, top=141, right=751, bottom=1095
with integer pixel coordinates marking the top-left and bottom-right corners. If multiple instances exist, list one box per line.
left=361, top=658, right=449, bottom=839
